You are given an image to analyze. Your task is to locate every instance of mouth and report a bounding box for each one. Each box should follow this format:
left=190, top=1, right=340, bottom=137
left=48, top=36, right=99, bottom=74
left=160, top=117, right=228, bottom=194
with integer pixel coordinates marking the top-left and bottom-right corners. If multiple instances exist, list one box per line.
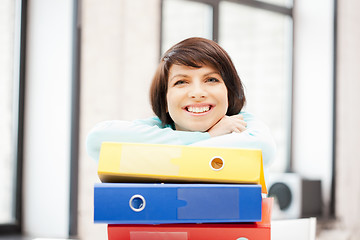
left=184, top=105, right=213, bottom=114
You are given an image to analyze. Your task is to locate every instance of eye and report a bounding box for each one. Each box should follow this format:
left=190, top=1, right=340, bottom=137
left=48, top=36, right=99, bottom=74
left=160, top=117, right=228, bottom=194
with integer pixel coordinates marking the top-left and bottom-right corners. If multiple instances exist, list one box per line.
left=206, top=77, right=220, bottom=83
left=174, top=80, right=187, bottom=86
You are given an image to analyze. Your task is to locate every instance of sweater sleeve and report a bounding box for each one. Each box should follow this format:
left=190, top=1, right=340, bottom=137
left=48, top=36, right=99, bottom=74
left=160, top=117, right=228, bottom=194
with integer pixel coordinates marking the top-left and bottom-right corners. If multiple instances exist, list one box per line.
left=189, top=112, right=276, bottom=167
left=86, top=117, right=210, bottom=161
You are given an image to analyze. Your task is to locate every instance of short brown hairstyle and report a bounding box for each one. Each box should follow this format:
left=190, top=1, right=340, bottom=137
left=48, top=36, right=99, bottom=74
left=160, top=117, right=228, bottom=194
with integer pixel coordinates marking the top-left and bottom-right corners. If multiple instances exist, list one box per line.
left=150, top=37, right=246, bottom=126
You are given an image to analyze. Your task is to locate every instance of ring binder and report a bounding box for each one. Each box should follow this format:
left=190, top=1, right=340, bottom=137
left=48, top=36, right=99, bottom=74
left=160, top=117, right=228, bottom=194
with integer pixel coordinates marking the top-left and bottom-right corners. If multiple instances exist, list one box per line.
left=94, top=183, right=262, bottom=224
left=98, top=142, right=267, bottom=193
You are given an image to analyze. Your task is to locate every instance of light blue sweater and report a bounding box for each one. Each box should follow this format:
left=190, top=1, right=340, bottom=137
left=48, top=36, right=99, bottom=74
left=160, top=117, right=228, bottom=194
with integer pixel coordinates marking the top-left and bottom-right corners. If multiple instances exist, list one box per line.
left=86, top=111, right=276, bottom=166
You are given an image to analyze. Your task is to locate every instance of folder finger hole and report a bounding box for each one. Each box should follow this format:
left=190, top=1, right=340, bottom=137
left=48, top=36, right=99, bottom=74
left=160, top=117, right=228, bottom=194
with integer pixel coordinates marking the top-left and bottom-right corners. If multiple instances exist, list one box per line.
left=129, top=194, right=146, bottom=212
left=209, top=156, right=224, bottom=171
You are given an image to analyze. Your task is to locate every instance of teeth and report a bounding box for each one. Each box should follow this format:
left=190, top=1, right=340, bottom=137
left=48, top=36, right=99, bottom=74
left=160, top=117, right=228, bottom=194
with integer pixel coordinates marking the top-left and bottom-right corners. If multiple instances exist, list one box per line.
left=187, top=106, right=210, bottom=113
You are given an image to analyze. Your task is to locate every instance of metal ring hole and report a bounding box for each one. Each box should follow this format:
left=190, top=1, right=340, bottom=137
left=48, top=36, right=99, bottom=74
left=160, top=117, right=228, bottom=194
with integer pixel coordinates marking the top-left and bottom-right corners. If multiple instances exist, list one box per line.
left=129, top=194, right=146, bottom=212
left=210, top=156, right=224, bottom=171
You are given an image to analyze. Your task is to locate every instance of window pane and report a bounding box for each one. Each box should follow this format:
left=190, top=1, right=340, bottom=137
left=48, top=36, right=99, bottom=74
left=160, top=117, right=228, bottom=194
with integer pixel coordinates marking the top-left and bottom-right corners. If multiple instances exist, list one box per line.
left=0, top=0, right=19, bottom=224
left=219, top=2, right=293, bottom=172
left=162, top=0, right=213, bottom=54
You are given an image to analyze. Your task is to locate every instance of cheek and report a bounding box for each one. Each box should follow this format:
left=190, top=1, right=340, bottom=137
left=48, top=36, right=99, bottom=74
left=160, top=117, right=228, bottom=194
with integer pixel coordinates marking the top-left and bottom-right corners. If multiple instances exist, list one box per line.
left=225, top=93, right=229, bottom=107
left=166, top=91, right=177, bottom=113
left=167, top=89, right=181, bottom=106
left=221, top=89, right=229, bottom=109
left=221, top=96, right=229, bottom=115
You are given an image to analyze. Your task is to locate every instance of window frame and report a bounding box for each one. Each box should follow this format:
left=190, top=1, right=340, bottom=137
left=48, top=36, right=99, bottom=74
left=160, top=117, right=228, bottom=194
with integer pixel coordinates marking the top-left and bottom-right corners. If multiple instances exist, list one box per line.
left=0, top=0, right=27, bottom=234
left=160, top=0, right=292, bottom=43
left=0, top=0, right=81, bottom=236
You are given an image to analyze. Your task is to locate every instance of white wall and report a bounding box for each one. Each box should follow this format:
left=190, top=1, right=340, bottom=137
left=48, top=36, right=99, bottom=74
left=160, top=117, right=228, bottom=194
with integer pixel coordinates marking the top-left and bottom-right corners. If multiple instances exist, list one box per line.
left=336, top=0, right=360, bottom=238
left=292, top=0, right=334, bottom=212
left=23, top=0, right=74, bottom=237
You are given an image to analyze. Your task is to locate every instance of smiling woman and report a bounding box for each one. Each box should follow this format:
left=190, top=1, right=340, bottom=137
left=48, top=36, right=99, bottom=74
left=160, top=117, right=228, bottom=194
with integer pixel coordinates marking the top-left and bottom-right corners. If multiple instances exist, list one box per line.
left=166, top=64, right=229, bottom=132
left=168, top=64, right=229, bottom=129
left=86, top=37, right=276, bottom=166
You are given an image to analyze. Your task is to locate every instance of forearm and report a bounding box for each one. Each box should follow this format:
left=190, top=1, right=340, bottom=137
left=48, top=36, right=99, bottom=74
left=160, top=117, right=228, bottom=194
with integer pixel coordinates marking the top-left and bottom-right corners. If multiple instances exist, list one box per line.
left=86, top=120, right=210, bottom=161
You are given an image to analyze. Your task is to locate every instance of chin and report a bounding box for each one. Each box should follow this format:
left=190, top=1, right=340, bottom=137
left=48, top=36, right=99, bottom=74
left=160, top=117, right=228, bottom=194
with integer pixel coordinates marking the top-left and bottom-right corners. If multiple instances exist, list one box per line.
left=187, top=125, right=211, bottom=132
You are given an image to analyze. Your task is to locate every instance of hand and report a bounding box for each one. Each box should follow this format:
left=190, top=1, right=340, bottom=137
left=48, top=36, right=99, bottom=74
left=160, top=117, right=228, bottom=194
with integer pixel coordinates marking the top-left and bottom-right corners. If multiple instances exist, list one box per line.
left=207, top=115, right=247, bottom=137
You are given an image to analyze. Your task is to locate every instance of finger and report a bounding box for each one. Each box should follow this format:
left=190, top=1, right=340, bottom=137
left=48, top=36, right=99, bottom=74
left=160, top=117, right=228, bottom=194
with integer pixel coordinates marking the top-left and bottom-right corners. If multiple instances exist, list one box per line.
left=238, top=124, right=247, bottom=132
left=234, top=121, right=247, bottom=131
left=232, top=118, right=247, bottom=127
left=239, top=119, right=247, bottom=127
left=232, top=128, right=241, bottom=133
left=230, top=114, right=244, bottom=120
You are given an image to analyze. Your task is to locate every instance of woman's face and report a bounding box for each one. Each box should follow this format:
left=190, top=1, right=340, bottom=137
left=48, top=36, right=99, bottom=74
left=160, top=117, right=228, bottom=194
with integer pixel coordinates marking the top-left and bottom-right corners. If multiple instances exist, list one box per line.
left=166, top=64, right=228, bottom=132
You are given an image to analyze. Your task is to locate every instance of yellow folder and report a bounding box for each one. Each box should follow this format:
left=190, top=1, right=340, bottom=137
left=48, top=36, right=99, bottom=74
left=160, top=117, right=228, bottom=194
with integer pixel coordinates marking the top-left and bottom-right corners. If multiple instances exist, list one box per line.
left=98, top=142, right=267, bottom=193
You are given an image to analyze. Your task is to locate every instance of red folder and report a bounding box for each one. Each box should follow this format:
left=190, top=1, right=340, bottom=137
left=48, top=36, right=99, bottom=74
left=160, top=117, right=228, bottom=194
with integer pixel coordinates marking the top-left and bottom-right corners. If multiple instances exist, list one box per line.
left=107, top=198, right=273, bottom=240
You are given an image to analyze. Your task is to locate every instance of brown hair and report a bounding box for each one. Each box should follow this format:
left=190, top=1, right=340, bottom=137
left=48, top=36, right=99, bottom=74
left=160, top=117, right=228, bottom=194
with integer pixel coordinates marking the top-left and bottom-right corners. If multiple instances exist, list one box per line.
left=150, top=37, right=246, bottom=126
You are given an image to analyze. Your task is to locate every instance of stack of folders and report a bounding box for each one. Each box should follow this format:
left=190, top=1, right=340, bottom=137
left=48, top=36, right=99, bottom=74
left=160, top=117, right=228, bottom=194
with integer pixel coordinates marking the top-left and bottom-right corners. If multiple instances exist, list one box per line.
left=94, top=142, right=273, bottom=240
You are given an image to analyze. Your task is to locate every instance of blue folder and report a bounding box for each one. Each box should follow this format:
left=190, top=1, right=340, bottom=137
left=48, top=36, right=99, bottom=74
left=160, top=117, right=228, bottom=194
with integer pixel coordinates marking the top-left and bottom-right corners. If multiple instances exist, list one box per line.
left=94, top=183, right=262, bottom=224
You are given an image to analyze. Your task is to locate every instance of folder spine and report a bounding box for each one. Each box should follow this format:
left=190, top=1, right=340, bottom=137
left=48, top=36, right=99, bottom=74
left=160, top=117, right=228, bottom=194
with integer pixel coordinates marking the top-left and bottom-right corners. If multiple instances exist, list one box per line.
left=94, top=183, right=262, bottom=224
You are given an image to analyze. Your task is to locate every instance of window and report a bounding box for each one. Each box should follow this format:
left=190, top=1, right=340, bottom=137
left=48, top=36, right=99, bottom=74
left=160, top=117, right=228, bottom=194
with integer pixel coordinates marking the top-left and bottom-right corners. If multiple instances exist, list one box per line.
left=161, top=0, right=293, bottom=172
left=0, top=0, right=25, bottom=233
left=161, top=0, right=213, bottom=53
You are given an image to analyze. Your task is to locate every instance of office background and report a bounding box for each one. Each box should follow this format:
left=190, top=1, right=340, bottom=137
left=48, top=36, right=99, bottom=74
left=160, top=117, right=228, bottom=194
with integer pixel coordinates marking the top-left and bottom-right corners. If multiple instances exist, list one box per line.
left=0, top=0, right=359, bottom=239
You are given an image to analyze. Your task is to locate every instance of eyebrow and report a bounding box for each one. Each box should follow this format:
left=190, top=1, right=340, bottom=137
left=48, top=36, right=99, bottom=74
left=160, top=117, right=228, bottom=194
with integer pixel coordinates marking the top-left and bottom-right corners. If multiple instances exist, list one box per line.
left=204, top=71, right=221, bottom=77
left=169, top=71, right=221, bottom=82
left=169, top=74, right=189, bottom=81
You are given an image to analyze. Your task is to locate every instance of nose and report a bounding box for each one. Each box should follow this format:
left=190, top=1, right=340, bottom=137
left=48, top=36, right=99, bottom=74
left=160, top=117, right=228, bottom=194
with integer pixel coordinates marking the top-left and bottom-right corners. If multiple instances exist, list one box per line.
left=188, top=83, right=207, bottom=99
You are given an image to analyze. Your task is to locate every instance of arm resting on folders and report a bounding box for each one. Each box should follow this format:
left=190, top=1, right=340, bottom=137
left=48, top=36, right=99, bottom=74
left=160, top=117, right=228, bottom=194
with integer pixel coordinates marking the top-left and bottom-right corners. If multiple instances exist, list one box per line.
left=86, top=118, right=210, bottom=162
left=86, top=111, right=276, bottom=166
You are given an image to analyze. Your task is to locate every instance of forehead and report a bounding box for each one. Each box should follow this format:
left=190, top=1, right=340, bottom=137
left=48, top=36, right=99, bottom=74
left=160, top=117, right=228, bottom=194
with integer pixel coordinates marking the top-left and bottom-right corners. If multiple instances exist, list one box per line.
left=168, top=64, right=220, bottom=78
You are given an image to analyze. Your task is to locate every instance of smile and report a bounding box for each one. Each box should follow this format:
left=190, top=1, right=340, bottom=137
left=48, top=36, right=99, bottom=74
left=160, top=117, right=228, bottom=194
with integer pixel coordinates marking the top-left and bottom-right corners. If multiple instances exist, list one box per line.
left=185, top=105, right=212, bottom=113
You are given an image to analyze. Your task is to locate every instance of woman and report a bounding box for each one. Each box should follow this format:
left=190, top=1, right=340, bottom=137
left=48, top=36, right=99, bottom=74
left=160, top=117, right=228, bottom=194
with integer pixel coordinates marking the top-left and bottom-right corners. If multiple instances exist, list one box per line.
left=86, top=37, right=276, bottom=166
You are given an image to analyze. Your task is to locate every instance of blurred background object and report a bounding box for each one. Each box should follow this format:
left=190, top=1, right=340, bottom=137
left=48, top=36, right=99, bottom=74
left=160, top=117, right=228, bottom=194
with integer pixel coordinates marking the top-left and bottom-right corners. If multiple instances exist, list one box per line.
left=268, top=173, right=322, bottom=219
